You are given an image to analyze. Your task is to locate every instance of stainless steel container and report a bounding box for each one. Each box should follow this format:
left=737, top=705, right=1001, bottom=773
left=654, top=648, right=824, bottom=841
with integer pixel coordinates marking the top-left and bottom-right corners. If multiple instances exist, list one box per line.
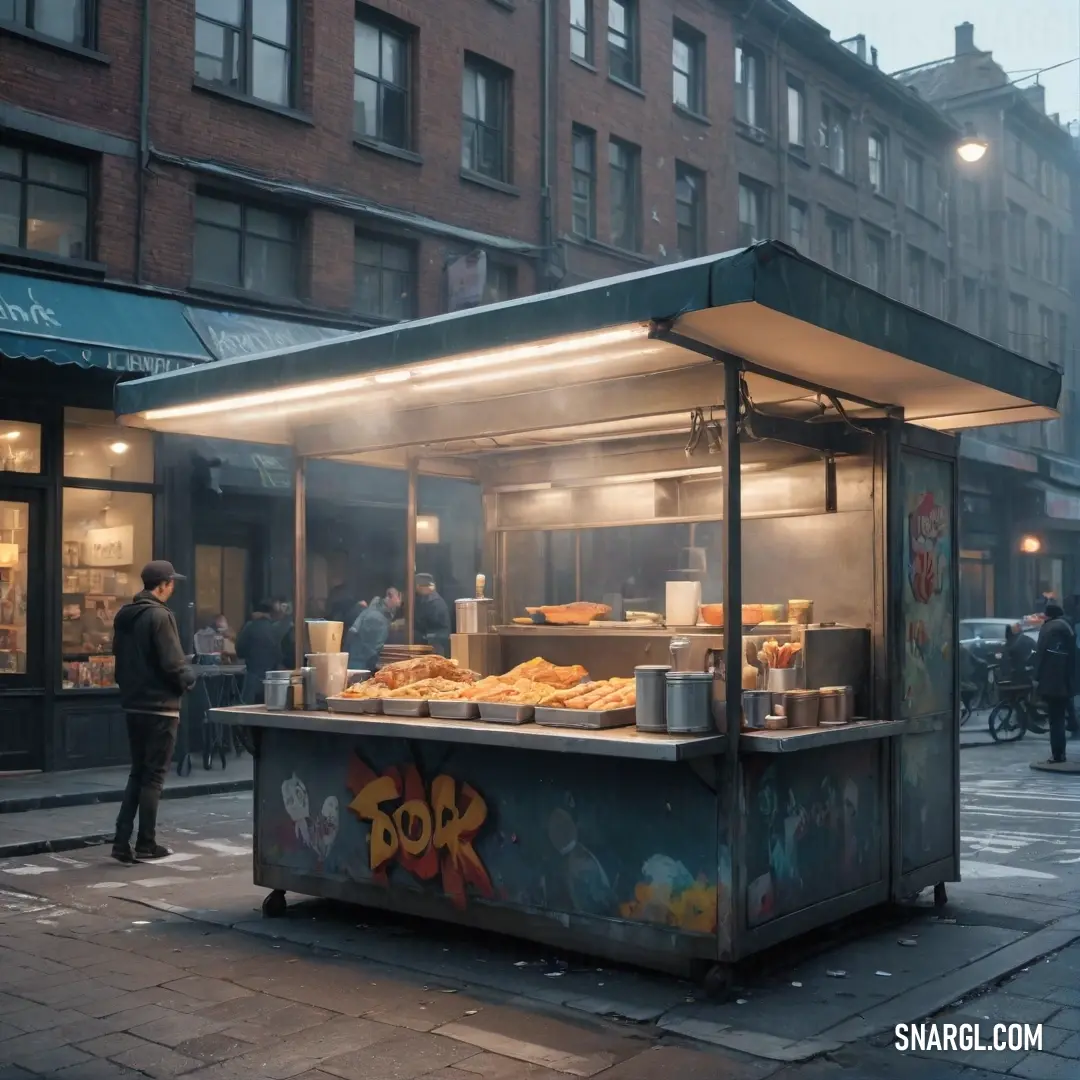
left=300, top=666, right=317, bottom=709
left=783, top=690, right=821, bottom=729
left=742, top=691, right=771, bottom=730
left=264, top=670, right=291, bottom=711
left=665, top=672, right=714, bottom=734
left=455, top=598, right=495, bottom=634
left=818, top=687, right=846, bottom=725
left=635, top=665, right=670, bottom=732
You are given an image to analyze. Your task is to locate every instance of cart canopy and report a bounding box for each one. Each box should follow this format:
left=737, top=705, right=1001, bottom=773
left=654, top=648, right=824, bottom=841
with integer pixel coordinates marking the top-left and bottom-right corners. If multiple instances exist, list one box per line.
left=114, top=242, right=1060, bottom=456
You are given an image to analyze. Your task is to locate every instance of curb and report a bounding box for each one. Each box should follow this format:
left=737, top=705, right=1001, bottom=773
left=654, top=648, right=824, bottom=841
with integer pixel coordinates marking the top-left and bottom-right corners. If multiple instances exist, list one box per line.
left=0, top=832, right=114, bottom=859
left=0, top=776, right=252, bottom=816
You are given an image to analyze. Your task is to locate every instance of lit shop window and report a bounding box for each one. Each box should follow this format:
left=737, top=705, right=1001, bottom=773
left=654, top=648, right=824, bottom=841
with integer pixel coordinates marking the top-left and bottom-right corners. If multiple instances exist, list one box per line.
left=64, top=409, right=153, bottom=483
left=0, top=421, right=41, bottom=474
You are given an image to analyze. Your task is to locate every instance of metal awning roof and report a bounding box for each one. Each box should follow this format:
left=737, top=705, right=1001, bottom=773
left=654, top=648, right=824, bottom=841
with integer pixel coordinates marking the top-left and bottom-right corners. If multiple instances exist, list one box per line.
left=114, top=243, right=1061, bottom=458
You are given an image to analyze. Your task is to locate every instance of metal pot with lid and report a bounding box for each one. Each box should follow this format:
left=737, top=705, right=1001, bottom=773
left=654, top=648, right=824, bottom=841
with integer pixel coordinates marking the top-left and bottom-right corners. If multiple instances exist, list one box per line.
left=456, top=573, right=495, bottom=634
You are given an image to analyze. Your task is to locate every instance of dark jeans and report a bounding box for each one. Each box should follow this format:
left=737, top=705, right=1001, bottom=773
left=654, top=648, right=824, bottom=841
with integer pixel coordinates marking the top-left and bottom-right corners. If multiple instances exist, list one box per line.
left=114, top=712, right=180, bottom=849
left=1067, top=695, right=1079, bottom=734
left=1045, top=696, right=1068, bottom=762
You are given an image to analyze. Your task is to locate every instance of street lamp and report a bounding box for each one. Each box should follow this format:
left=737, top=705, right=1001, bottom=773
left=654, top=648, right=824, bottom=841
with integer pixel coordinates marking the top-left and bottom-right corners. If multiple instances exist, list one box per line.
left=956, top=122, right=989, bottom=163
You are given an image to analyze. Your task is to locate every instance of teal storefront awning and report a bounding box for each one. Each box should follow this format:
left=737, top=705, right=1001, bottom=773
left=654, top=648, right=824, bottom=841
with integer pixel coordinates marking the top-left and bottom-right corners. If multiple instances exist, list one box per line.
left=0, top=270, right=212, bottom=374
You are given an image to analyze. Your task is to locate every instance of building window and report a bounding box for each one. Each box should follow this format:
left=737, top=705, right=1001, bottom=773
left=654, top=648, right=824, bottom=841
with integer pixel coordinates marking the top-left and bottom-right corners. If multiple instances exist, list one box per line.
left=929, top=259, right=946, bottom=319
left=904, top=151, right=923, bottom=213
left=0, top=420, right=41, bottom=474
left=1008, top=294, right=1028, bottom=355
left=1, top=0, right=90, bottom=44
left=194, top=0, right=294, bottom=107
left=1059, top=230, right=1069, bottom=289
left=571, top=125, right=596, bottom=238
left=1039, top=306, right=1054, bottom=364
left=484, top=261, right=516, bottom=304
left=1038, top=158, right=1051, bottom=199
left=462, top=58, right=510, bottom=182
left=868, top=130, right=886, bottom=195
left=353, top=11, right=411, bottom=149
left=819, top=101, right=849, bottom=177
left=608, top=137, right=640, bottom=250
left=787, top=78, right=805, bottom=150
left=0, top=142, right=90, bottom=260
left=193, top=194, right=298, bottom=298
left=607, top=0, right=639, bottom=86
left=826, top=214, right=851, bottom=276
left=865, top=230, right=887, bottom=293
left=672, top=22, right=704, bottom=114
left=1059, top=314, right=1068, bottom=368
left=675, top=162, right=704, bottom=260
left=1007, top=202, right=1026, bottom=271
left=737, top=177, right=766, bottom=246
left=787, top=198, right=808, bottom=255
left=735, top=42, right=765, bottom=130
left=354, top=233, right=415, bottom=321
left=962, top=277, right=977, bottom=332
left=907, top=246, right=926, bottom=310
left=1035, top=219, right=1052, bottom=282
left=570, top=0, right=591, bottom=61
left=962, top=179, right=983, bottom=251
left=1006, top=132, right=1022, bottom=177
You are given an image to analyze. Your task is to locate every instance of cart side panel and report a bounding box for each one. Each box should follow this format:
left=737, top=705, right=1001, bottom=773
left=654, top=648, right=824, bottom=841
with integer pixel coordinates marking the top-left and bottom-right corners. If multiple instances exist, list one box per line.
left=741, top=740, right=886, bottom=929
left=256, top=727, right=729, bottom=964
left=894, top=441, right=960, bottom=892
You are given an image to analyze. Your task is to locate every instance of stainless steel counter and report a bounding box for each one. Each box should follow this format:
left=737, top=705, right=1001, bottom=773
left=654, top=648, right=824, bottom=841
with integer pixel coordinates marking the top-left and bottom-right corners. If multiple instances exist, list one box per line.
left=739, top=718, right=917, bottom=753
left=208, top=705, right=726, bottom=762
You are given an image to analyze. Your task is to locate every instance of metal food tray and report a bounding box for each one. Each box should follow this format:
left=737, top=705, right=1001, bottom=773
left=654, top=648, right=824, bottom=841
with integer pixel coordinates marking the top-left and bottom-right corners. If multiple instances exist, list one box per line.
left=534, top=706, right=636, bottom=730
left=477, top=703, right=535, bottom=724
left=380, top=699, right=430, bottom=717
left=326, top=696, right=370, bottom=715
left=428, top=699, right=481, bottom=720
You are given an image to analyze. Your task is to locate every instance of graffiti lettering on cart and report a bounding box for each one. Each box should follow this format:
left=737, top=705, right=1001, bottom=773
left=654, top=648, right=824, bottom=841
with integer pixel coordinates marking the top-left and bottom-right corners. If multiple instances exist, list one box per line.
left=347, top=757, right=494, bottom=908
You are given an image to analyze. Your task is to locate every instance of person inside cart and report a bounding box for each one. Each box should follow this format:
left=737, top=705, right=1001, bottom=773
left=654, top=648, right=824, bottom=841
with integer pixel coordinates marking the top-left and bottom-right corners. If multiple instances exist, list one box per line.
left=236, top=600, right=285, bottom=704
left=1034, top=603, right=1076, bottom=764
left=414, top=573, right=451, bottom=657
left=346, top=587, right=402, bottom=671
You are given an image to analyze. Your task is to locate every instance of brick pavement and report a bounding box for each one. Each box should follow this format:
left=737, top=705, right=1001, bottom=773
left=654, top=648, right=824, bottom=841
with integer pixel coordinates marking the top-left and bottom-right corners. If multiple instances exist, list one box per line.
left=0, top=888, right=761, bottom=1080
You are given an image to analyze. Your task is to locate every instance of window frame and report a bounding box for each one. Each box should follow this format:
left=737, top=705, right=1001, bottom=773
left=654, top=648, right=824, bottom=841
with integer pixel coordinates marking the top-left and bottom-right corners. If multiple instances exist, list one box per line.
left=735, top=41, right=766, bottom=130
left=906, top=245, right=926, bottom=310
left=571, top=124, right=597, bottom=239
left=674, top=160, right=705, bottom=260
left=864, top=228, right=888, bottom=293
left=461, top=55, right=511, bottom=183
left=903, top=150, right=924, bottom=213
left=819, top=99, right=850, bottom=178
left=929, top=258, right=947, bottom=319
left=1008, top=293, right=1029, bottom=356
left=786, top=76, right=805, bottom=151
left=193, top=0, right=297, bottom=109
left=672, top=20, right=704, bottom=116
left=353, top=230, right=417, bottom=322
left=192, top=192, right=300, bottom=299
left=825, top=212, right=851, bottom=277
left=570, top=0, right=592, bottom=63
left=608, top=136, right=641, bottom=252
left=0, top=0, right=95, bottom=49
left=787, top=197, right=808, bottom=255
left=737, top=176, right=767, bottom=247
left=1007, top=201, right=1027, bottom=272
left=868, top=129, right=887, bottom=196
left=0, top=138, right=92, bottom=261
left=1036, top=218, right=1052, bottom=282
left=607, top=0, right=639, bottom=87
left=353, top=6, right=413, bottom=150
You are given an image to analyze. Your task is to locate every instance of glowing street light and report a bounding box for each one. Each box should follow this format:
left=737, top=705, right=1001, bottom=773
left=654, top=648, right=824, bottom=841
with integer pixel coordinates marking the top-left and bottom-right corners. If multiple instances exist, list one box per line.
left=1019, top=534, right=1042, bottom=555
left=956, top=135, right=989, bottom=163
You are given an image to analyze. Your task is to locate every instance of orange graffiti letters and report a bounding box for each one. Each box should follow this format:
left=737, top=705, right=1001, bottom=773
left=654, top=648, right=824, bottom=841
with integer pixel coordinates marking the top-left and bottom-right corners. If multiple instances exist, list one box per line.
left=347, top=757, right=495, bottom=909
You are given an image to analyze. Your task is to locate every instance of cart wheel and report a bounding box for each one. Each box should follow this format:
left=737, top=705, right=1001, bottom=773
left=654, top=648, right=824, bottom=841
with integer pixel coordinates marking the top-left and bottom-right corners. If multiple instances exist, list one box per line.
left=262, top=890, right=287, bottom=918
left=989, top=702, right=1023, bottom=743
left=934, top=882, right=948, bottom=909
left=177, top=754, right=192, bottom=778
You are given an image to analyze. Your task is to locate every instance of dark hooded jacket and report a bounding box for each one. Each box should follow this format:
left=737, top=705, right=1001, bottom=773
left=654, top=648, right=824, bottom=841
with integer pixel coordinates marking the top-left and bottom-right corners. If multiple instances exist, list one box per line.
left=112, top=591, right=195, bottom=714
left=1035, top=615, right=1076, bottom=699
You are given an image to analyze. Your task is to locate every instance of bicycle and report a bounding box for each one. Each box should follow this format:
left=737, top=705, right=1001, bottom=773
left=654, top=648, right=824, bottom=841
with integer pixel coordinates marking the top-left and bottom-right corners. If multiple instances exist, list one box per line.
left=988, top=681, right=1049, bottom=743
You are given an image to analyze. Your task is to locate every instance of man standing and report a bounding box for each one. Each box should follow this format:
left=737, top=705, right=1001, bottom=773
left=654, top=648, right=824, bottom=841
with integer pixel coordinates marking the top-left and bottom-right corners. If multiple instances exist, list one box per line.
left=111, top=561, right=195, bottom=863
left=235, top=600, right=285, bottom=704
left=414, top=573, right=451, bottom=657
left=346, top=587, right=402, bottom=672
left=1035, top=603, right=1076, bottom=765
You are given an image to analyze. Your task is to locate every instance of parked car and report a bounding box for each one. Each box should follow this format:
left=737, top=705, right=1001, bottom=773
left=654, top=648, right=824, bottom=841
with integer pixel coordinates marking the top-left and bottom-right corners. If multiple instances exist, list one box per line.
left=959, top=619, right=1016, bottom=665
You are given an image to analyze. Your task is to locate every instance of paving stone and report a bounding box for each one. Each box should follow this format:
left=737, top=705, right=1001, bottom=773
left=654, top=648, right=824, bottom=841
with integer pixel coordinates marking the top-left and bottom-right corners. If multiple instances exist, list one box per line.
left=54, top=1015, right=120, bottom=1044
left=0, top=994, right=30, bottom=1017
left=78, top=1032, right=158, bottom=1059
left=1049, top=1031, right=1080, bottom=1057
left=319, top=1030, right=481, bottom=1080
left=194, top=992, right=292, bottom=1025
left=2, top=1003, right=86, bottom=1033
left=173, top=1031, right=266, bottom=1064
left=1009, top=1053, right=1080, bottom=1080
left=1046, top=1007, right=1080, bottom=1030
left=0, top=1024, right=16, bottom=1044
left=110, top=1041, right=205, bottom=1079
left=218, top=1001, right=331, bottom=1040
left=53, top=1059, right=148, bottom=1080
left=97, top=1004, right=176, bottom=1033
left=0, top=1066, right=36, bottom=1080
left=12, top=1043, right=92, bottom=1074
left=161, top=977, right=253, bottom=1004
left=364, top=992, right=488, bottom=1033
left=233, top=973, right=402, bottom=1017
left=950, top=992, right=1064, bottom=1026
left=129, top=1011, right=229, bottom=1049
left=1046, top=987, right=1080, bottom=1009
left=594, top=1045, right=775, bottom=1079
left=452, top=1050, right=586, bottom=1079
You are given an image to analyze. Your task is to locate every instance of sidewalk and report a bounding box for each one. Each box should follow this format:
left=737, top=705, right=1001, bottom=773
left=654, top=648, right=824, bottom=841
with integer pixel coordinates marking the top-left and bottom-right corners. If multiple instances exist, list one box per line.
left=0, top=758, right=253, bottom=858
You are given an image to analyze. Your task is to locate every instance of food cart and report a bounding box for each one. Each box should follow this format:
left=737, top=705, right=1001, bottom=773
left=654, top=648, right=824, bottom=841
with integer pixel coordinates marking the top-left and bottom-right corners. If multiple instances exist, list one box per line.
left=114, top=243, right=1059, bottom=976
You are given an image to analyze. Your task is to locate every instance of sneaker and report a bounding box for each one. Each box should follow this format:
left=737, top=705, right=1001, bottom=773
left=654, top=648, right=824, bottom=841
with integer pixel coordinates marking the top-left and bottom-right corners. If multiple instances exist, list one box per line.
left=134, top=843, right=172, bottom=860
left=111, top=845, right=135, bottom=865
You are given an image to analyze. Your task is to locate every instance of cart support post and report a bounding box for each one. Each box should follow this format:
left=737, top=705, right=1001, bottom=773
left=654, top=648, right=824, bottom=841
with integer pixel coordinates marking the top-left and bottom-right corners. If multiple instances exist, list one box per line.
left=406, top=456, right=418, bottom=646
left=722, top=357, right=744, bottom=956
left=293, top=456, right=307, bottom=668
